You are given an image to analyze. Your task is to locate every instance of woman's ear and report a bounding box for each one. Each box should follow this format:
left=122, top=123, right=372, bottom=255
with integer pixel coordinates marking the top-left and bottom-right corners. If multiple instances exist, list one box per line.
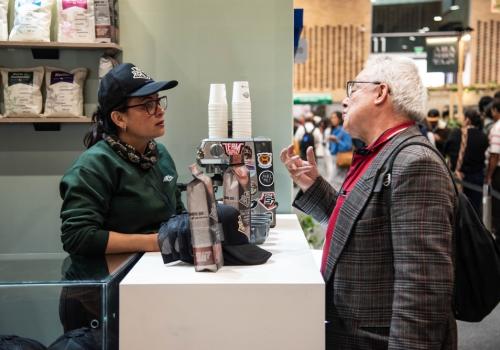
left=110, top=111, right=127, bottom=131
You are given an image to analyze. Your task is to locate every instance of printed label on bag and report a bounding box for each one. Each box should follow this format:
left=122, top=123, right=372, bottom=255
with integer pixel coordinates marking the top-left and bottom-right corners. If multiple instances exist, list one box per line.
left=62, top=0, right=88, bottom=10
left=193, top=246, right=215, bottom=266
left=8, top=72, right=33, bottom=86
left=50, top=71, right=75, bottom=84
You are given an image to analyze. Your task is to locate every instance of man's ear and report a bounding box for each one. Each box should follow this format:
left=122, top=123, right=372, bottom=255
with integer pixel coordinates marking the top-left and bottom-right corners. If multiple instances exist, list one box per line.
left=110, top=111, right=127, bottom=131
left=374, top=83, right=390, bottom=106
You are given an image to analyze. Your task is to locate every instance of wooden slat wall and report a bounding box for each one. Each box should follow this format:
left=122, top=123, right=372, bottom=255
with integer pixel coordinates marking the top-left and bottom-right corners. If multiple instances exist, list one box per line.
left=294, top=25, right=368, bottom=91
left=473, top=20, right=500, bottom=84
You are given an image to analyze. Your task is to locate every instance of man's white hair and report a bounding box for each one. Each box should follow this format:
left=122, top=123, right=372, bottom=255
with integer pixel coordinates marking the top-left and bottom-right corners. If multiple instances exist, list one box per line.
left=359, top=55, right=427, bottom=122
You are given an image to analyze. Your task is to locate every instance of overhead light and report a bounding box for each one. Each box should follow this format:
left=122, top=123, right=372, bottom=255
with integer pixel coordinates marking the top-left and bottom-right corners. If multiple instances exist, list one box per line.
left=423, top=26, right=430, bottom=32
left=450, top=5, right=460, bottom=11
left=462, top=33, right=471, bottom=42
left=434, top=16, right=443, bottom=22
left=409, top=36, right=416, bottom=41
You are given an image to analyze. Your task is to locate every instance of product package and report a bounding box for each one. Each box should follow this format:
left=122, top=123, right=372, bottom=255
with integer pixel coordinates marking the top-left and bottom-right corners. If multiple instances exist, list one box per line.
left=98, top=55, right=118, bottom=81
left=223, top=165, right=251, bottom=239
left=187, top=164, right=224, bottom=272
left=0, top=66, right=44, bottom=117
left=0, top=0, right=8, bottom=41
left=56, top=0, right=96, bottom=42
left=94, top=0, right=118, bottom=42
left=44, top=67, right=88, bottom=117
left=9, top=0, right=54, bottom=42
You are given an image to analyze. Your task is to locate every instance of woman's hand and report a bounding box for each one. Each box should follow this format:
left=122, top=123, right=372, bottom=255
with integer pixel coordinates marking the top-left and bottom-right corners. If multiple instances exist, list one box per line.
left=280, top=144, right=319, bottom=192
left=328, top=135, right=338, bottom=143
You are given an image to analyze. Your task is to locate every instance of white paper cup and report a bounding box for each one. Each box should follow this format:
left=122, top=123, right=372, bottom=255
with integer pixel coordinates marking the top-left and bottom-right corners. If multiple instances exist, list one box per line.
left=209, top=83, right=227, bottom=105
left=232, top=81, right=251, bottom=104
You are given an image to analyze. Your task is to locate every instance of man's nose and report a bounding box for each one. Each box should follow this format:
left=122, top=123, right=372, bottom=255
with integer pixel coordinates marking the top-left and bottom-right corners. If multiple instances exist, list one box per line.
left=342, top=97, right=349, bottom=108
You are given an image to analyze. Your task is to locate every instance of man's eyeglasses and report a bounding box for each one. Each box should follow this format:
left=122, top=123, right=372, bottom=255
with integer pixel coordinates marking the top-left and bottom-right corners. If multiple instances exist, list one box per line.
left=346, top=81, right=382, bottom=98
left=125, top=96, right=168, bottom=116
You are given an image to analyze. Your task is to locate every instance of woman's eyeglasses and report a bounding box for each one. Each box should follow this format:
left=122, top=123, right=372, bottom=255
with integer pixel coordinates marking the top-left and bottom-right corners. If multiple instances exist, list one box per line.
left=125, top=96, right=168, bottom=116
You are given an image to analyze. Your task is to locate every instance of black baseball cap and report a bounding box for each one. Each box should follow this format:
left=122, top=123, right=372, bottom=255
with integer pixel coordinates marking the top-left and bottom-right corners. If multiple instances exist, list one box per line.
left=98, top=63, right=178, bottom=114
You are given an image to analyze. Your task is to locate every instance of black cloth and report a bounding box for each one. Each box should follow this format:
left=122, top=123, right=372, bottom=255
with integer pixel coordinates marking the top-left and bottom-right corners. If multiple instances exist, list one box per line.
left=47, top=328, right=100, bottom=350
left=444, top=128, right=461, bottom=171
left=0, top=335, right=47, bottom=350
left=460, top=128, right=489, bottom=174
left=492, top=167, right=500, bottom=236
left=463, top=171, right=484, bottom=217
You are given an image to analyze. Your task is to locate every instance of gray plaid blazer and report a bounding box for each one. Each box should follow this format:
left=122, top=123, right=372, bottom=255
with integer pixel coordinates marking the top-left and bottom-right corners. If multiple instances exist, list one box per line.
left=294, top=126, right=457, bottom=350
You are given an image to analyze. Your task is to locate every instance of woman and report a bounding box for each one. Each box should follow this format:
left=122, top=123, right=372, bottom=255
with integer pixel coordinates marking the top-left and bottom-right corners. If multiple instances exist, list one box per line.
left=326, top=111, right=352, bottom=190
left=454, top=109, right=489, bottom=216
left=60, top=63, right=184, bottom=255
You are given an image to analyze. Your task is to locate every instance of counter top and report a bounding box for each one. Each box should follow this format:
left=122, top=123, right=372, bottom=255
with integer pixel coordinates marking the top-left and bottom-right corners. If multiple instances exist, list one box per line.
left=121, top=214, right=323, bottom=285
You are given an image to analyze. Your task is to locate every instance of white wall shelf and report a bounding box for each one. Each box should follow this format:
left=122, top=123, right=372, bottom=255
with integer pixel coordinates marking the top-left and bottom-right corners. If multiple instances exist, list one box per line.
left=0, top=117, right=91, bottom=124
left=0, top=41, right=121, bottom=54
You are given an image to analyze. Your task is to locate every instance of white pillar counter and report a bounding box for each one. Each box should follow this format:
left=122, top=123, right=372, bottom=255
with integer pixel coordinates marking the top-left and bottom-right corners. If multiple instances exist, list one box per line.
left=119, top=214, right=325, bottom=350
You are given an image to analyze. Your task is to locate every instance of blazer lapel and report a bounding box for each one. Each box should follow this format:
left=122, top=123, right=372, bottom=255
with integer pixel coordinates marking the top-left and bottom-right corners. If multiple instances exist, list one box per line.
left=323, top=126, right=424, bottom=280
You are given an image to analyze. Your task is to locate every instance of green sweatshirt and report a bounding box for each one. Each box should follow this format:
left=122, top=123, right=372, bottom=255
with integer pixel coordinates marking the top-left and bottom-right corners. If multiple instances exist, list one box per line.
left=60, top=140, right=185, bottom=255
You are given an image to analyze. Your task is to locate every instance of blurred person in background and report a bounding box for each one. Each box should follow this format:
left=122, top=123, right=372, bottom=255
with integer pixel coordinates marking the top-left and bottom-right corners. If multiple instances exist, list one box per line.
left=325, top=111, right=352, bottom=190
left=294, top=111, right=323, bottom=161
left=453, top=110, right=489, bottom=216
left=486, top=98, right=500, bottom=235
left=479, top=95, right=494, bottom=136
left=314, top=115, right=327, bottom=178
left=431, top=109, right=451, bottom=155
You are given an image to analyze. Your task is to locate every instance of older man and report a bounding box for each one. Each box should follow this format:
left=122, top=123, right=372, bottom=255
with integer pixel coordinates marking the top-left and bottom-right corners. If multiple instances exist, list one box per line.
left=281, top=55, right=456, bottom=350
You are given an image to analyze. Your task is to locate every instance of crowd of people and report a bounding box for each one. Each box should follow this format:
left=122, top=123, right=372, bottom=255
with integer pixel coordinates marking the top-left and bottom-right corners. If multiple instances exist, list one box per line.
left=293, top=90, right=500, bottom=235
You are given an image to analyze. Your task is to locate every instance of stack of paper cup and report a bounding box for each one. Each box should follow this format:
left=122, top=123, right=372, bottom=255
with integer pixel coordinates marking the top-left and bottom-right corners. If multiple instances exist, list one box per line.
left=208, top=83, right=228, bottom=138
left=231, top=81, right=252, bottom=138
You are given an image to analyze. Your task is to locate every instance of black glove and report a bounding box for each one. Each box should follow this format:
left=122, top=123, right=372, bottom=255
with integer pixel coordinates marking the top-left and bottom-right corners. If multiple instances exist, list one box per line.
left=158, top=212, right=193, bottom=264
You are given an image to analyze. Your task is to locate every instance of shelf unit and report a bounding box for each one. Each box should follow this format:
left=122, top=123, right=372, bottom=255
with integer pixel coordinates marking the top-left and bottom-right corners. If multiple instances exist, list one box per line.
left=0, top=117, right=92, bottom=123
left=0, top=41, right=121, bottom=130
left=0, top=41, right=122, bottom=55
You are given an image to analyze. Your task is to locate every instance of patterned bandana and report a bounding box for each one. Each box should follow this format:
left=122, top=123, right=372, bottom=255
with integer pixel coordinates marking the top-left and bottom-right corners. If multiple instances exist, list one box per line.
left=105, top=135, right=158, bottom=170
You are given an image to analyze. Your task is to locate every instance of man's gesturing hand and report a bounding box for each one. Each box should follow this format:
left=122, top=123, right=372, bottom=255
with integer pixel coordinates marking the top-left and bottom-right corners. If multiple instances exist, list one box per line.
left=280, top=145, right=319, bottom=192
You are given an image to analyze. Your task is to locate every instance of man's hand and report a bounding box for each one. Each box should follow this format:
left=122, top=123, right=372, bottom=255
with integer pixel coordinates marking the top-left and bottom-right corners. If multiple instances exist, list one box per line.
left=280, top=144, right=319, bottom=192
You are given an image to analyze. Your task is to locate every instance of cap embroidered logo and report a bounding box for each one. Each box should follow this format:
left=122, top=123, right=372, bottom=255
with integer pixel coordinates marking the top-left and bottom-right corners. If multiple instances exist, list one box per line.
left=131, top=66, right=151, bottom=80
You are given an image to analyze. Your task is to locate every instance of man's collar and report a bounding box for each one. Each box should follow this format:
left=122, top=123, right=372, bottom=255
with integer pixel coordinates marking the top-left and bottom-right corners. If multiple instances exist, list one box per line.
left=355, top=121, right=415, bottom=155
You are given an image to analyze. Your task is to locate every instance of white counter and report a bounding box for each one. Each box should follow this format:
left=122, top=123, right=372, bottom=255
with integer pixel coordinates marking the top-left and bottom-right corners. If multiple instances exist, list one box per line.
left=120, top=214, right=325, bottom=350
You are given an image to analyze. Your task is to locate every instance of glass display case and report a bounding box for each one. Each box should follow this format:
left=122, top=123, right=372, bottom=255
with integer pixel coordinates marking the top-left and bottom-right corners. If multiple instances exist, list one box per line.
left=0, top=253, right=140, bottom=350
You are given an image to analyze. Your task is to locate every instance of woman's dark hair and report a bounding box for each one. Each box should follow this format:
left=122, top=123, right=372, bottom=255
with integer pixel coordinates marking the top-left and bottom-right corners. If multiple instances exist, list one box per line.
left=427, top=108, right=440, bottom=117
left=464, top=109, right=482, bottom=128
left=478, top=96, right=493, bottom=114
left=83, top=103, right=127, bottom=148
left=492, top=98, right=500, bottom=114
left=331, top=110, right=343, bottom=125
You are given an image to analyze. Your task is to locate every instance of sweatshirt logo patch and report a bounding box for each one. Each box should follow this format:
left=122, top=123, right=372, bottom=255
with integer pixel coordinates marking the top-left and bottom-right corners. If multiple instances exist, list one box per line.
left=163, top=175, right=174, bottom=182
